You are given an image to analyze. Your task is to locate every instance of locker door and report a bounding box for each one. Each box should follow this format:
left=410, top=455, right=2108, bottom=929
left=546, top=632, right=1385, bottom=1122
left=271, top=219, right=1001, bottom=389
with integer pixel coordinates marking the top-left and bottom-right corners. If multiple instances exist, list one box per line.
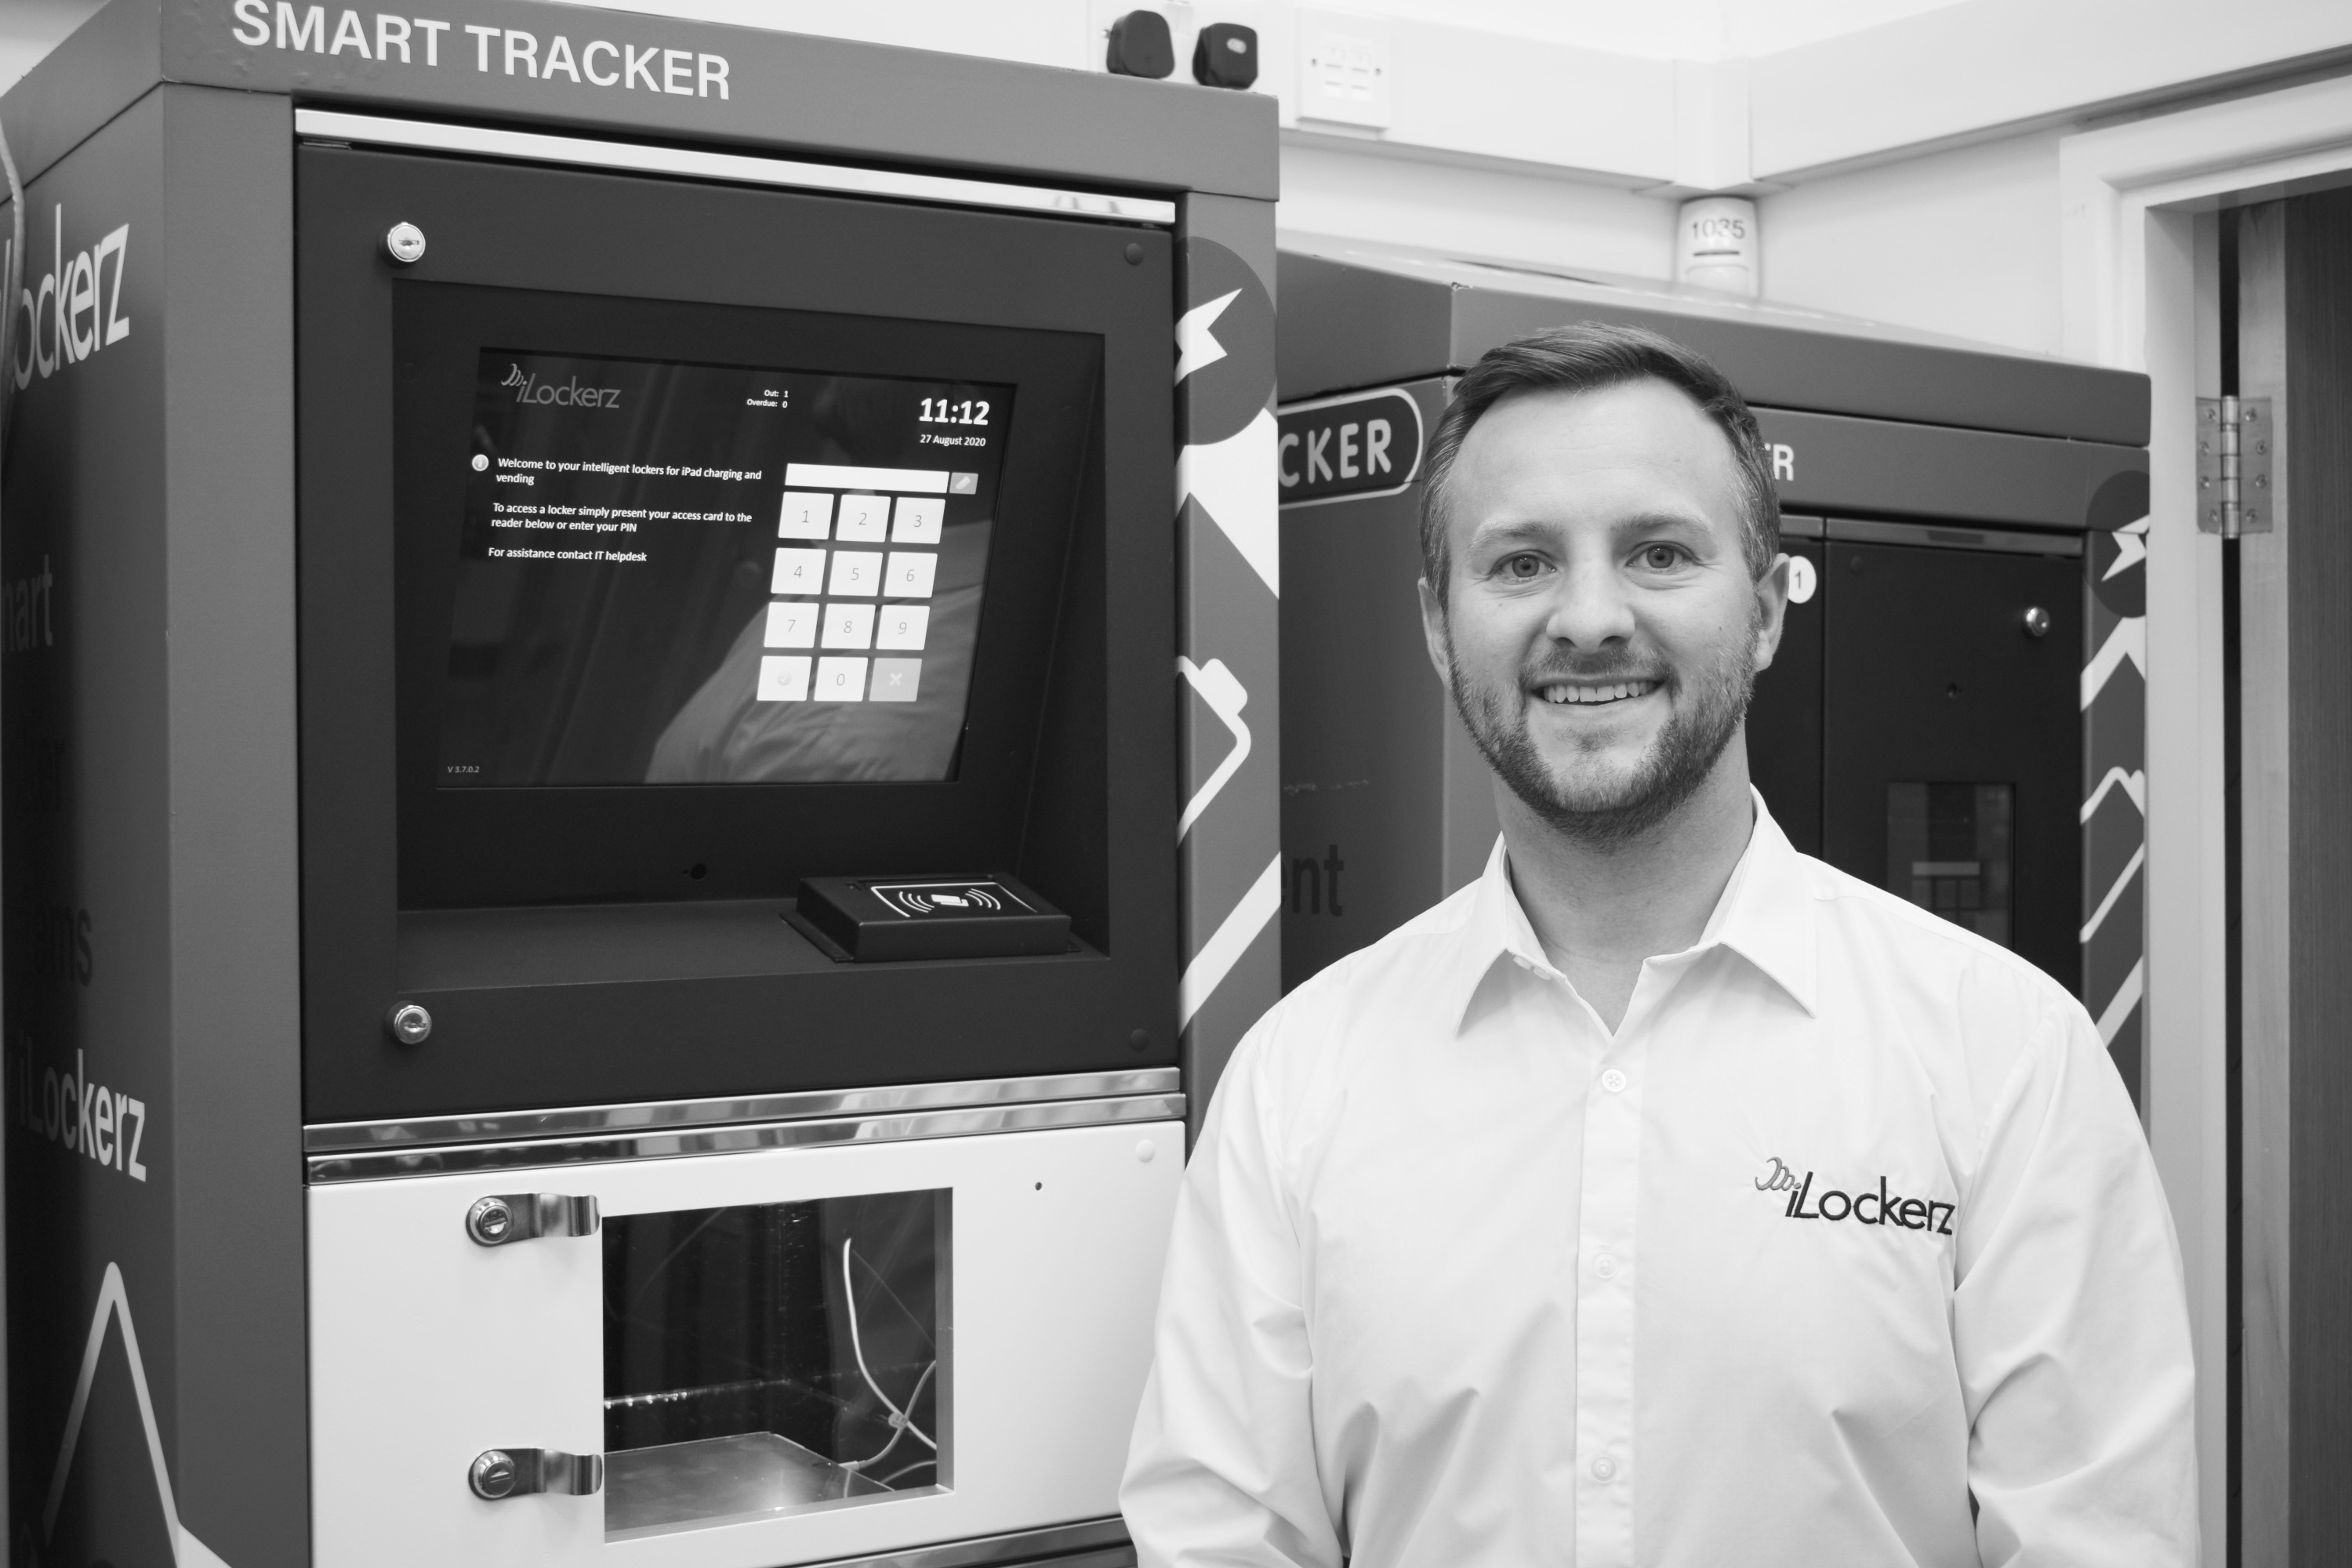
left=1747, top=536, right=1824, bottom=855
left=1822, top=540, right=2082, bottom=992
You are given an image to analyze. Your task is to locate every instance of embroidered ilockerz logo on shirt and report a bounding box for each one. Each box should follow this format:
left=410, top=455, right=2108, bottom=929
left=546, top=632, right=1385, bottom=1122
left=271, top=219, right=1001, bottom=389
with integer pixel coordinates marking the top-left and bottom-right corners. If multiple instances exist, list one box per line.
left=1754, top=1156, right=1953, bottom=1235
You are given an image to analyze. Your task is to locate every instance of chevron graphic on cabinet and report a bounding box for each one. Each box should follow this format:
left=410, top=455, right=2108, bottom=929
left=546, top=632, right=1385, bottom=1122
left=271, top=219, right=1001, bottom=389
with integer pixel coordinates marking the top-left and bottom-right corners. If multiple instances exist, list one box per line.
left=1174, top=203, right=1280, bottom=1125
left=33, top=1262, right=233, bottom=1568
left=2083, top=517, right=2148, bottom=1107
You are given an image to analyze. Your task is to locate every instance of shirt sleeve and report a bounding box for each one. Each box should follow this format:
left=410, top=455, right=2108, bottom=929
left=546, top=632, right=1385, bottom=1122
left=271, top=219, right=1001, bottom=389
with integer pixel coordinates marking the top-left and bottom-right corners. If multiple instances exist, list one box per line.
left=1953, top=981, right=2199, bottom=1566
left=1121, top=1017, right=1345, bottom=1568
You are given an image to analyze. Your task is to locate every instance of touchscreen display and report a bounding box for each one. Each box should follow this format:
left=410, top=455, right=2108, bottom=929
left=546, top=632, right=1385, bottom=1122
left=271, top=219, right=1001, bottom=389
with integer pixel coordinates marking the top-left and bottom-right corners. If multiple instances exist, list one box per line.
left=438, top=350, right=1011, bottom=786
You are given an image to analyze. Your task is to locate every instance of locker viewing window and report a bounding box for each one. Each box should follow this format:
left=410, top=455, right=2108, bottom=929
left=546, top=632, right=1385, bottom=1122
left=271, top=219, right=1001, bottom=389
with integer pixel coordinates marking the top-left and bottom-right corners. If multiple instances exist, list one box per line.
left=602, top=1189, right=949, bottom=1538
left=1886, top=782, right=2015, bottom=947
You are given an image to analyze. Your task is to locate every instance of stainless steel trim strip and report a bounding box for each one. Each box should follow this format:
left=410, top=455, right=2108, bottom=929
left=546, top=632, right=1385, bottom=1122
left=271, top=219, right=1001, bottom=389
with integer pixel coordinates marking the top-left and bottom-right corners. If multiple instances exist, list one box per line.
left=303, top=1069, right=1181, bottom=1156
left=1824, top=516, right=2085, bottom=557
left=801, top=1518, right=1130, bottom=1568
left=293, top=110, right=1178, bottom=227
left=1777, top=513, right=1826, bottom=539
left=306, top=1095, right=1185, bottom=1182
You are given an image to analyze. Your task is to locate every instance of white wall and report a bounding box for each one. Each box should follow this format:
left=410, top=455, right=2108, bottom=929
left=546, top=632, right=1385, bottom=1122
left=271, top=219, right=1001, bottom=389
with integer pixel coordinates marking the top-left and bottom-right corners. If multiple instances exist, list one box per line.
left=546, top=0, right=2344, bottom=358
left=1282, top=95, right=2081, bottom=355
left=1759, top=128, right=2066, bottom=354
left=581, top=0, right=1973, bottom=72
left=0, top=0, right=100, bottom=95
left=1278, top=146, right=1676, bottom=280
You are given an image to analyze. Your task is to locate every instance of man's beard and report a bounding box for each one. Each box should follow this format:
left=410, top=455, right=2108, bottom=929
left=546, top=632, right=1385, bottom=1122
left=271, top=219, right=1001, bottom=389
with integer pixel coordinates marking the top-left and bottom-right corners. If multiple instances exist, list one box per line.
left=1448, top=626, right=1755, bottom=852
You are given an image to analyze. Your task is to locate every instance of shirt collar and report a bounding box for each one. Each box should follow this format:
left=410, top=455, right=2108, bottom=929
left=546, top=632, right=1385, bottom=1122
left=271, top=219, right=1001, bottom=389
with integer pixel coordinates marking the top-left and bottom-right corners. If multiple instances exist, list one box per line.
left=1444, top=788, right=1820, bottom=1032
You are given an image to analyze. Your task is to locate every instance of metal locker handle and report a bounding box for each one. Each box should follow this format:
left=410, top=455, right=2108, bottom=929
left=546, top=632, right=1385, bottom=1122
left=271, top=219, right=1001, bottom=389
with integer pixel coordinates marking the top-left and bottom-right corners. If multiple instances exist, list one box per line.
left=465, top=1192, right=600, bottom=1247
left=469, top=1447, right=604, bottom=1500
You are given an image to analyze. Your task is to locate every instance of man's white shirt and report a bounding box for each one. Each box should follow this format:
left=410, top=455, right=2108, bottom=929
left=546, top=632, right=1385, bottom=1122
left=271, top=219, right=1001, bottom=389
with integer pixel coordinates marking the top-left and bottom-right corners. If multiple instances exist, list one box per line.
left=1122, top=796, right=2195, bottom=1567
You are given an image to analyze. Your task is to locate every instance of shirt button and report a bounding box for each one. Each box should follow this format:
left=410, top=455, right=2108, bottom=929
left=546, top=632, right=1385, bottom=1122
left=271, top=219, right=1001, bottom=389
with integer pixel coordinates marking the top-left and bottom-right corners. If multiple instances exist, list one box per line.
left=1600, top=1068, right=1628, bottom=1093
left=1592, top=1457, right=1617, bottom=1482
left=1595, top=1253, right=1619, bottom=1279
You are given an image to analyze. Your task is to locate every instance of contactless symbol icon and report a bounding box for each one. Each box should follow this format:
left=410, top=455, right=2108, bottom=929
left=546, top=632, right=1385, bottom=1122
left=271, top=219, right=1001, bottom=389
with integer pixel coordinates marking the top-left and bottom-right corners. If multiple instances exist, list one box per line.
left=869, top=880, right=1030, bottom=919
left=797, top=873, right=1069, bottom=960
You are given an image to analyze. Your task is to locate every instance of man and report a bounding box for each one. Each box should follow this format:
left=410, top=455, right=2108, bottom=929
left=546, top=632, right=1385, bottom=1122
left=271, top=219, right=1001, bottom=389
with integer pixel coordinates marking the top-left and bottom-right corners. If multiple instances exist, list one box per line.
left=1121, top=324, right=2195, bottom=1566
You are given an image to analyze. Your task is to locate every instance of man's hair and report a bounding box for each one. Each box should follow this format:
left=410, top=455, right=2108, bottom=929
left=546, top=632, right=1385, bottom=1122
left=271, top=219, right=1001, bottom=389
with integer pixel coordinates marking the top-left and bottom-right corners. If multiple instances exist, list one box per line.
left=1418, top=321, right=1780, bottom=592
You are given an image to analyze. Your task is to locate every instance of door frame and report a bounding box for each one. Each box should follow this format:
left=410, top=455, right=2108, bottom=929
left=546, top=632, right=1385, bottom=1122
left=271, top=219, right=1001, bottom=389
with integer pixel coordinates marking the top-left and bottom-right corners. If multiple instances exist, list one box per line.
left=2060, top=70, right=2352, bottom=1568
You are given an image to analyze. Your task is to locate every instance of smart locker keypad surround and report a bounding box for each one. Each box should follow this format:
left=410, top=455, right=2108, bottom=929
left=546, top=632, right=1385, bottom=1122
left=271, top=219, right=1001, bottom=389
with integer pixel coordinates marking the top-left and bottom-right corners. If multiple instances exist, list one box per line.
left=296, top=145, right=1179, bottom=1116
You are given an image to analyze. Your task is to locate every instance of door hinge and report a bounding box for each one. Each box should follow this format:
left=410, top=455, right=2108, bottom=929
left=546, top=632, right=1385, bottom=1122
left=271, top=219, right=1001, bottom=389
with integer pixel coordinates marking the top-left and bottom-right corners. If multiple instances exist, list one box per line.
left=2196, top=396, right=2274, bottom=535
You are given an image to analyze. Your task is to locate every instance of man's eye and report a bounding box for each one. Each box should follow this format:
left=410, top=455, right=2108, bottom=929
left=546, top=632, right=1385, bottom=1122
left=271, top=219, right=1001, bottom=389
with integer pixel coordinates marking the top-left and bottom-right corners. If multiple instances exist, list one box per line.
left=1502, top=554, right=1544, bottom=579
left=1639, top=544, right=1684, bottom=569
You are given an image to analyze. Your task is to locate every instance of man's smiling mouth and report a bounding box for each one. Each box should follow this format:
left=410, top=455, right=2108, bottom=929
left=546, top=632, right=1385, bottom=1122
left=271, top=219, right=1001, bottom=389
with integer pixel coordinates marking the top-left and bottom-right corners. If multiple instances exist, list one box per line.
left=1537, top=679, right=1661, bottom=706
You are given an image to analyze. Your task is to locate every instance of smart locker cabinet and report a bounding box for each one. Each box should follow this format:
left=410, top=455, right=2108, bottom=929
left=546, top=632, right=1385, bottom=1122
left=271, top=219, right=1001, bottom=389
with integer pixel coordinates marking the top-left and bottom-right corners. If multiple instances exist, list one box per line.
left=0, top=7, right=1277, bottom=1568
left=1276, top=237, right=2151, bottom=1095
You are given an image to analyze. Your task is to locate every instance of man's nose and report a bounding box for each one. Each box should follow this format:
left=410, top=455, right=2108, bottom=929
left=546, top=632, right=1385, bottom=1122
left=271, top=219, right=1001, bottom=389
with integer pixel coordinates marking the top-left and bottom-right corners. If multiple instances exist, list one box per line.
left=1539, top=557, right=1637, bottom=648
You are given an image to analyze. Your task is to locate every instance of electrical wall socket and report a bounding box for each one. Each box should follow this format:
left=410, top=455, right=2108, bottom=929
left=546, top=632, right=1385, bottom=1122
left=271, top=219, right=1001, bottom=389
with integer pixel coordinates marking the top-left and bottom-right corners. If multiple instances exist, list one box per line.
left=1294, top=7, right=1392, bottom=129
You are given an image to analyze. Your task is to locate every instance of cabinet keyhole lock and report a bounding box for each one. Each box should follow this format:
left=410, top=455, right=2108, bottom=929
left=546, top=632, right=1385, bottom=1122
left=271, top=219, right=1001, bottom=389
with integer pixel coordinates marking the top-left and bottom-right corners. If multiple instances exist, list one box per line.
left=470, top=1448, right=602, bottom=1500
left=384, top=222, right=426, bottom=264
left=2021, top=606, right=2053, bottom=639
left=386, top=1003, right=433, bottom=1045
left=467, top=1192, right=601, bottom=1247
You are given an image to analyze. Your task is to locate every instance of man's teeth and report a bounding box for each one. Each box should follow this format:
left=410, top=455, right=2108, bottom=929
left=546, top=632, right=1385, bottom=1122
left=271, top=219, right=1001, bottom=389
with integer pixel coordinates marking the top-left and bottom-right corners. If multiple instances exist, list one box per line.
left=1538, top=680, right=1658, bottom=705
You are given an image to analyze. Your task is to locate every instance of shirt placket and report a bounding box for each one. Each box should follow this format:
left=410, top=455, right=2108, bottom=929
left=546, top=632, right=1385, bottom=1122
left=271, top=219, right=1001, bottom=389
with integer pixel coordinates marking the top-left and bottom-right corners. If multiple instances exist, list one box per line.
left=1573, top=1004, right=1647, bottom=1566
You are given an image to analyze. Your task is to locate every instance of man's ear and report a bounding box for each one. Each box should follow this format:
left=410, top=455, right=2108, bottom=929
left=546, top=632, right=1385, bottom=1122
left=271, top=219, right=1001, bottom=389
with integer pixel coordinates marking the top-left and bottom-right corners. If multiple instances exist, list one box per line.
left=1750, top=553, right=1792, bottom=675
left=1417, top=575, right=1453, bottom=688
